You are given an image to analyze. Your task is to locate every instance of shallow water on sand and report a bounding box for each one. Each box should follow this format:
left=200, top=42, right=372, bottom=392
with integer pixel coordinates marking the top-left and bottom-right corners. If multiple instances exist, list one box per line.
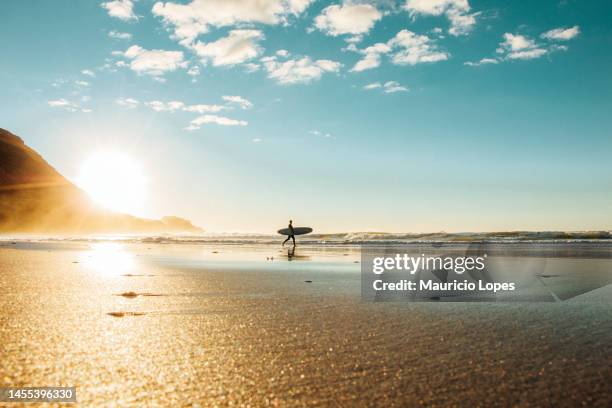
left=0, top=242, right=611, bottom=406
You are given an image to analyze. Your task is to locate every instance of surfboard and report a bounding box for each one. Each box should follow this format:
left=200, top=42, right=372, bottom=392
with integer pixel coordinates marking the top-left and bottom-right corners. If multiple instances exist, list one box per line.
left=277, top=227, right=313, bottom=236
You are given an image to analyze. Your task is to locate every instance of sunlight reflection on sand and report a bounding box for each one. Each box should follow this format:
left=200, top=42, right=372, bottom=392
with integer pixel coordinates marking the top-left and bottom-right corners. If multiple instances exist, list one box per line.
left=79, top=243, right=136, bottom=276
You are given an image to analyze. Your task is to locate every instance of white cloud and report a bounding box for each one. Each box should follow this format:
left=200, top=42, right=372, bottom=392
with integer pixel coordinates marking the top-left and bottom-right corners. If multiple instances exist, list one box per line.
left=309, top=129, right=332, bottom=138
left=475, top=28, right=578, bottom=64
left=550, top=44, right=569, bottom=52
left=363, top=81, right=408, bottom=93
left=345, top=35, right=363, bottom=44
left=47, top=98, right=89, bottom=112
left=122, top=45, right=187, bottom=76
left=145, top=100, right=185, bottom=112
left=263, top=56, right=341, bottom=85
left=351, top=42, right=391, bottom=72
left=187, top=65, right=200, bottom=76
left=499, top=33, right=536, bottom=52
left=287, top=0, right=311, bottom=14
left=496, top=33, right=548, bottom=60
left=48, top=99, right=77, bottom=110
left=187, top=114, right=248, bottom=129
left=363, top=82, right=381, bottom=90
left=138, top=99, right=226, bottom=113
left=152, top=0, right=314, bottom=44
left=507, top=48, right=548, bottom=60
left=464, top=57, right=498, bottom=66
left=382, top=81, right=408, bottom=93
left=81, top=69, right=96, bottom=77
left=541, top=25, right=580, bottom=41
left=102, top=0, right=137, bottom=21
left=222, top=95, right=253, bottom=109
left=350, top=30, right=448, bottom=72
left=191, top=30, right=264, bottom=66
left=252, top=138, right=262, bottom=142
left=244, top=63, right=261, bottom=73
left=115, top=97, right=140, bottom=108
left=388, top=30, right=449, bottom=65
left=276, top=49, right=290, bottom=57
left=183, top=104, right=225, bottom=113
left=314, top=3, right=382, bottom=37
left=74, top=80, right=89, bottom=87
left=446, top=7, right=478, bottom=36
left=404, top=0, right=478, bottom=36
left=351, top=52, right=382, bottom=72
left=108, top=30, right=133, bottom=40
left=50, top=79, right=68, bottom=88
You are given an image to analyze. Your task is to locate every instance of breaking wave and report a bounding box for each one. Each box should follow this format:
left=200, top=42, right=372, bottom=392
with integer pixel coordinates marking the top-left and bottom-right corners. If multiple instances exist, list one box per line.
left=5, top=230, right=611, bottom=246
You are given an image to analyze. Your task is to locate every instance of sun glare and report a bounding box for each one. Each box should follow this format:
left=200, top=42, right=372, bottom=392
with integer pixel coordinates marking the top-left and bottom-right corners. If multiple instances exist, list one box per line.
left=77, top=151, right=147, bottom=215
left=79, top=243, right=135, bottom=276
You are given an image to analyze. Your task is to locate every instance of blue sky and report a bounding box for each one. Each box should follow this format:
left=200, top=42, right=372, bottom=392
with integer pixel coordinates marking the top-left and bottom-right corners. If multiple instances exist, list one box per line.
left=1, top=0, right=611, bottom=233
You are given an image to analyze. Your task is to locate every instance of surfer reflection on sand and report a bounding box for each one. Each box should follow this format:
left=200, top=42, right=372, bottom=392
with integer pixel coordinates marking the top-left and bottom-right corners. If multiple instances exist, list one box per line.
left=288, top=246, right=295, bottom=260
left=285, top=247, right=312, bottom=261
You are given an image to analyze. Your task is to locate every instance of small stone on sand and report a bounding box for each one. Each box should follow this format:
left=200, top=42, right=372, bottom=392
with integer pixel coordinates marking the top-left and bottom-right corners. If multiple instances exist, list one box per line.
left=107, top=311, right=145, bottom=317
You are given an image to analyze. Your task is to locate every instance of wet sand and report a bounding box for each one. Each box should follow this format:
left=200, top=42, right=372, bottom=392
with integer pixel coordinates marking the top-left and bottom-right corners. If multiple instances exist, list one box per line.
left=0, top=242, right=611, bottom=406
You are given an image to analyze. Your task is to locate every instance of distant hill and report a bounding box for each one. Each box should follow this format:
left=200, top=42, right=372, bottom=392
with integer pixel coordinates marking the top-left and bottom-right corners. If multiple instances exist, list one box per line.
left=0, top=128, right=203, bottom=233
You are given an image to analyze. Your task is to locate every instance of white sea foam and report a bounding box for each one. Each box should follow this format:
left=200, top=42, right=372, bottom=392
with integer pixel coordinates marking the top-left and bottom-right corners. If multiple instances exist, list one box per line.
left=2, top=231, right=610, bottom=246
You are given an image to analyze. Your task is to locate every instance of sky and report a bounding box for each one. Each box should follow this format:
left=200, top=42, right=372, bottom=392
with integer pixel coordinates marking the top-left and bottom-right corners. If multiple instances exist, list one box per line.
left=1, top=0, right=611, bottom=233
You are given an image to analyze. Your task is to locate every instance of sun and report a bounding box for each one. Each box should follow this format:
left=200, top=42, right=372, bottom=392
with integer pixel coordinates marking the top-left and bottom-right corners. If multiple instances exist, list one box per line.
left=77, top=151, right=147, bottom=215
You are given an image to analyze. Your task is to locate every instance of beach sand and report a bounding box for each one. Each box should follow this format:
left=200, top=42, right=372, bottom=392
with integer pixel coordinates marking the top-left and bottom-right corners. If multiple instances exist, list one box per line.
left=0, top=241, right=611, bottom=406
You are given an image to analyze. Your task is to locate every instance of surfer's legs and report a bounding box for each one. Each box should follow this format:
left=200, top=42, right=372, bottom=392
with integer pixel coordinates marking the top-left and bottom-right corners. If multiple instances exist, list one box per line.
left=291, top=235, right=296, bottom=246
left=282, top=236, right=291, bottom=246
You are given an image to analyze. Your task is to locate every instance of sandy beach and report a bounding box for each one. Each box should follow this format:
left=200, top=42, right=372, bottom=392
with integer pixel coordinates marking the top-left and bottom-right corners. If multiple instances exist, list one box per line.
left=2, top=0, right=611, bottom=406
left=1, top=241, right=611, bottom=406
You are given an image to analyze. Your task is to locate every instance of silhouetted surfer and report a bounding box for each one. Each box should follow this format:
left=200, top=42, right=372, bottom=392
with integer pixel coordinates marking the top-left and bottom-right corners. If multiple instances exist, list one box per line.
left=282, top=220, right=296, bottom=247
